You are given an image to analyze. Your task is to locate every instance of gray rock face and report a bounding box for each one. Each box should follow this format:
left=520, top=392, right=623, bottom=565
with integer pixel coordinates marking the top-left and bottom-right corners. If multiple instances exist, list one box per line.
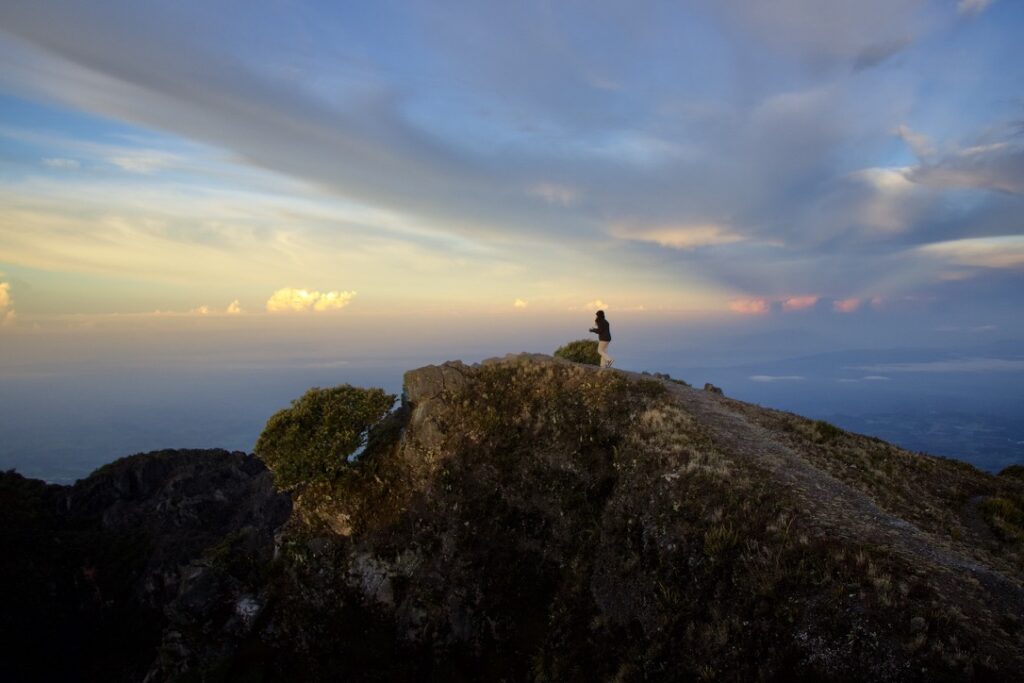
left=69, top=449, right=291, bottom=607
left=0, top=449, right=290, bottom=681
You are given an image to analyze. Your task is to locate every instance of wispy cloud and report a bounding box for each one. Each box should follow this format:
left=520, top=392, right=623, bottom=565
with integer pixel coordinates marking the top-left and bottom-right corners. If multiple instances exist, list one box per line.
left=729, top=298, right=769, bottom=315
left=750, top=375, right=804, bottom=382
left=265, top=288, right=357, bottom=313
left=42, top=157, right=80, bottom=169
left=611, top=223, right=744, bottom=250
left=919, top=236, right=1024, bottom=269
left=782, top=295, right=819, bottom=311
left=851, top=358, right=1024, bottom=373
left=958, top=0, right=994, bottom=17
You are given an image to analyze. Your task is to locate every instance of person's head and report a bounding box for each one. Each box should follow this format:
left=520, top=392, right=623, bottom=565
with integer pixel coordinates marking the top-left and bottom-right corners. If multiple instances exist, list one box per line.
left=595, top=310, right=605, bottom=319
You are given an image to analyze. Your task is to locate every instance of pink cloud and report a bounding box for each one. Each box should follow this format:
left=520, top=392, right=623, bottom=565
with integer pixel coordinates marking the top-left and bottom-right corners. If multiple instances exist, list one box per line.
left=728, top=298, right=769, bottom=315
left=833, top=298, right=861, bottom=313
left=782, top=295, right=819, bottom=311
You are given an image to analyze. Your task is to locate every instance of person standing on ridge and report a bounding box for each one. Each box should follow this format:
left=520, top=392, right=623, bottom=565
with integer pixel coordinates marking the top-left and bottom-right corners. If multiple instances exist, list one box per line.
left=589, top=310, right=614, bottom=369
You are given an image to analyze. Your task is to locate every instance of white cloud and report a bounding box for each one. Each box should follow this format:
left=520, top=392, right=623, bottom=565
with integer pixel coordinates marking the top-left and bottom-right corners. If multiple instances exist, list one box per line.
left=312, top=290, right=356, bottom=311
left=850, top=358, right=1024, bottom=373
left=513, top=298, right=527, bottom=309
left=227, top=299, right=242, bottom=315
left=266, top=287, right=357, bottom=313
left=862, top=375, right=891, bottom=381
left=958, top=0, right=993, bottom=16
left=42, top=157, right=80, bottom=169
left=108, top=150, right=179, bottom=174
left=750, top=375, right=804, bottom=382
left=611, top=223, right=744, bottom=250
left=918, top=236, right=1024, bottom=269
left=584, top=299, right=608, bottom=311
left=192, top=305, right=210, bottom=315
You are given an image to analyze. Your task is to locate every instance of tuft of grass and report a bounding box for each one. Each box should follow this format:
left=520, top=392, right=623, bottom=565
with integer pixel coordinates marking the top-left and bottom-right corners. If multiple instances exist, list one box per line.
left=980, top=496, right=1024, bottom=543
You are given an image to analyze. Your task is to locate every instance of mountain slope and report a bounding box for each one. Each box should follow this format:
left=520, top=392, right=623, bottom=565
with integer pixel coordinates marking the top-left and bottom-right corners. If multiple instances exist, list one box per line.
left=267, top=354, right=1024, bottom=681
left=3, top=354, right=1022, bottom=681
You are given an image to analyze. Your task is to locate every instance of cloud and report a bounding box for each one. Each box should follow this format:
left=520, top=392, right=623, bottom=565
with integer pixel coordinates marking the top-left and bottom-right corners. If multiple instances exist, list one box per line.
left=852, top=37, right=912, bottom=72
left=833, top=298, right=861, bottom=313
left=584, top=299, right=608, bottom=311
left=528, top=183, right=578, bottom=207
left=227, top=299, right=242, bottom=315
left=750, top=375, right=804, bottom=382
left=862, top=375, right=891, bottom=381
left=312, top=290, right=356, bottom=311
left=513, top=298, right=527, bottom=309
left=266, top=288, right=356, bottom=313
left=611, top=223, right=745, bottom=250
left=192, top=305, right=210, bottom=315
left=782, top=295, right=819, bottom=311
left=851, top=358, right=1024, bottom=373
left=728, top=298, right=769, bottom=315
left=0, top=281, right=14, bottom=326
left=958, top=0, right=993, bottom=16
left=108, top=150, right=178, bottom=174
left=896, top=125, right=936, bottom=162
left=918, top=236, right=1024, bottom=269
left=42, top=157, right=80, bottom=169
left=901, top=129, right=1024, bottom=195
left=705, top=0, right=922, bottom=65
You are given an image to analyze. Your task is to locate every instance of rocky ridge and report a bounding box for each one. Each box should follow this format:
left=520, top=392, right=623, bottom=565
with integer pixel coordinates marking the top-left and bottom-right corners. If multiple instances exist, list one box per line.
left=3, top=354, right=1023, bottom=681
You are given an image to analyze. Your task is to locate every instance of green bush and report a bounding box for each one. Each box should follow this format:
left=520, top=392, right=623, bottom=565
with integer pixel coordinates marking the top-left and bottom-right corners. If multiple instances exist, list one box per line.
left=255, top=385, right=395, bottom=490
left=554, top=339, right=600, bottom=366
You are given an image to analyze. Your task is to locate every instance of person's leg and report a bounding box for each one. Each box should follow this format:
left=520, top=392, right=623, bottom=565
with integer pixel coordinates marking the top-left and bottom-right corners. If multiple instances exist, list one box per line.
left=598, top=341, right=611, bottom=368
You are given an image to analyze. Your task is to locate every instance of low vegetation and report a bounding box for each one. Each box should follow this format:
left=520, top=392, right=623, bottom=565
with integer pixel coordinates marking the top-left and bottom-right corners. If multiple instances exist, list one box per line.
left=553, top=338, right=601, bottom=366
left=255, top=385, right=395, bottom=490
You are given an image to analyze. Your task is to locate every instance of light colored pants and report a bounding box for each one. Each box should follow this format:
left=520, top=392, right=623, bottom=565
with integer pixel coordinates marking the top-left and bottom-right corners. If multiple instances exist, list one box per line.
left=597, top=341, right=614, bottom=368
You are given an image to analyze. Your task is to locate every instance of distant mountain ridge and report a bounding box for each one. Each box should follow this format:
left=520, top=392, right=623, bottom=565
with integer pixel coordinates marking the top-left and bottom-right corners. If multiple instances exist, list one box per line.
left=2, top=354, right=1023, bottom=680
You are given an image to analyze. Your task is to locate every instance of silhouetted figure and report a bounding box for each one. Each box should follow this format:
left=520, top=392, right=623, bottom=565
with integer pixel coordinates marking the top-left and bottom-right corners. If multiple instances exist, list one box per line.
left=589, top=310, right=614, bottom=368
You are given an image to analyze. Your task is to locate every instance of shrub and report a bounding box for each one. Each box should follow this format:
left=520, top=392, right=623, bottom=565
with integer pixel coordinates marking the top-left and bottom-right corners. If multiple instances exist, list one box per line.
left=255, top=385, right=395, bottom=490
left=554, top=339, right=600, bottom=366
left=998, top=465, right=1024, bottom=482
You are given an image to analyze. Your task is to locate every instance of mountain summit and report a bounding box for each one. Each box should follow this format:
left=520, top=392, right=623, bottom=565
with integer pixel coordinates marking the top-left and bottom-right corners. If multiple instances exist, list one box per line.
left=3, top=353, right=1023, bottom=681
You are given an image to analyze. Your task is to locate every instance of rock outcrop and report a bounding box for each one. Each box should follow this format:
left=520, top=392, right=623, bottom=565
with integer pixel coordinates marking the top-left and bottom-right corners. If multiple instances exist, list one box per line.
left=3, top=355, right=1023, bottom=681
left=0, top=449, right=289, bottom=682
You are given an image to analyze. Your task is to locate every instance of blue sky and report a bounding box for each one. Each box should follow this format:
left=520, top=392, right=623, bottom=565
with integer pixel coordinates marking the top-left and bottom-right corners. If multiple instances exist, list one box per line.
left=1, top=1, right=1023, bottom=480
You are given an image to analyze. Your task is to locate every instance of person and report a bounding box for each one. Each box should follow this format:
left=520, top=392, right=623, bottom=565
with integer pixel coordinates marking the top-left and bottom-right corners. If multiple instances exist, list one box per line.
left=589, top=310, right=614, bottom=368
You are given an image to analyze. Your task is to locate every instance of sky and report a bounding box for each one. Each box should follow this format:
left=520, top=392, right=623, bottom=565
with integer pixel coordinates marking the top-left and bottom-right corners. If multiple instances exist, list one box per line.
left=1, top=1, right=1022, bottom=480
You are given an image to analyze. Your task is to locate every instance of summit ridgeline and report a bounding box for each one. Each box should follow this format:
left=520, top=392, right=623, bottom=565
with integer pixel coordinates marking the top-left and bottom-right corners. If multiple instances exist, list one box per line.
left=3, top=353, right=1023, bottom=681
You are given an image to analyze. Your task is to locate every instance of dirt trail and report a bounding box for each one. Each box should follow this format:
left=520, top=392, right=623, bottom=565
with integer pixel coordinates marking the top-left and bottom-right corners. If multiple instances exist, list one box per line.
left=643, top=375, right=1024, bottom=617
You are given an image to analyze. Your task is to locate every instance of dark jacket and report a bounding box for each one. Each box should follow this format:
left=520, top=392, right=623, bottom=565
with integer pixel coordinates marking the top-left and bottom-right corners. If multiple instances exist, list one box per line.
left=590, top=317, right=611, bottom=342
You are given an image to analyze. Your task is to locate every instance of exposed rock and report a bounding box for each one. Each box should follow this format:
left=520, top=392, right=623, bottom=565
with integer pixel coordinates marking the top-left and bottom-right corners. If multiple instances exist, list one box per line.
left=5, top=356, right=1024, bottom=681
left=703, top=382, right=723, bottom=394
left=0, top=449, right=289, bottom=682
